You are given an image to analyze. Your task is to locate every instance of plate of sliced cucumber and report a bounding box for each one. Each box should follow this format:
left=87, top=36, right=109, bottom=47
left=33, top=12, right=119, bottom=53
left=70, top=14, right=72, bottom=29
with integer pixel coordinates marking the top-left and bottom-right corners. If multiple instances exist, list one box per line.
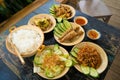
left=33, top=44, right=72, bottom=79
left=54, top=19, right=85, bottom=46
left=70, top=42, right=108, bottom=78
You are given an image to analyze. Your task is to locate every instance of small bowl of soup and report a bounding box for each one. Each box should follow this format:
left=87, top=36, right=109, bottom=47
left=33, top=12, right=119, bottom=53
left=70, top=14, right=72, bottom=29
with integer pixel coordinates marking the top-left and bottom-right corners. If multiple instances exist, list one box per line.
left=74, top=16, right=88, bottom=26
left=87, top=29, right=101, bottom=40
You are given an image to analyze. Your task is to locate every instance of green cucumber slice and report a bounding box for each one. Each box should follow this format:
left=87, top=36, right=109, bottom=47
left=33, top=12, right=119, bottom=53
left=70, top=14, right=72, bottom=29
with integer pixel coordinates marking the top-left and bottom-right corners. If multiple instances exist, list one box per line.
left=34, top=56, right=42, bottom=65
left=54, top=49, right=63, bottom=55
left=63, top=53, right=69, bottom=58
left=49, top=10, right=55, bottom=14
left=63, top=19, right=72, bottom=29
left=70, top=56, right=78, bottom=64
left=81, top=65, right=90, bottom=75
left=90, top=67, right=99, bottom=78
left=54, top=27, right=63, bottom=35
left=57, top=23, right=65, bottom=32
left=53, top=44, right=63, bottom=55
left=45, top=69, right=54, bottom=78
left=54, top=44, right=59, bottom=50
left=70, top=51, right=77, bottom=58
left=54, top=31, right=62, bottom=38
left=73, top=47, right=79, bottom=53
left=49, top=8, right=54, bottom=12
left=59, top=23, right=67, bottom=31
left=57, top=18, right=63, bottom=23
left=52, top=65, right=62, bottom=75
left=65, top=59, right=72, bottom=67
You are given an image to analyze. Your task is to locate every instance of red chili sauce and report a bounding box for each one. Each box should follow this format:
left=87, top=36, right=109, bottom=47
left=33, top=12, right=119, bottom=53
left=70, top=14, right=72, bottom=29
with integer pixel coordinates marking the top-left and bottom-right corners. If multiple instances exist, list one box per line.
left=88, top=30, right=98, bottom=39
left=75, top=18, right=86, bottom=25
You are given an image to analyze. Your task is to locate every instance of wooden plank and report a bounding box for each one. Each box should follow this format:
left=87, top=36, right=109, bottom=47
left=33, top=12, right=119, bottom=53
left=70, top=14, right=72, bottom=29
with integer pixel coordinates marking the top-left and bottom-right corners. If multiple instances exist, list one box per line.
left=103, top=0, right=120, bottom=29
left=0, top=0, right=48, bottom=33
left=105, top=47, right=120, bottom=80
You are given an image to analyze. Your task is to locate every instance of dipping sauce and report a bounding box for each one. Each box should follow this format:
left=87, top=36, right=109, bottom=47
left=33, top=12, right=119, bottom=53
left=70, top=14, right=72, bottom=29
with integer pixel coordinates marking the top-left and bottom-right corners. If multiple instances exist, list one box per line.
left=74, top=16, right=88, bottom=26
left=87, top=29, right=101, bottom=40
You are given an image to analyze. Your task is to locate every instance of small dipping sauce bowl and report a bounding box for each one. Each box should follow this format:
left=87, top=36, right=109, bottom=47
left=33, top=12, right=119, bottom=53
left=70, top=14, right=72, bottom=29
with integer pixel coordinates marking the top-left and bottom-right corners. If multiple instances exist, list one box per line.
left=74, top=16, right=88, bottom=26
left=87, top=29, right=101, bottom=40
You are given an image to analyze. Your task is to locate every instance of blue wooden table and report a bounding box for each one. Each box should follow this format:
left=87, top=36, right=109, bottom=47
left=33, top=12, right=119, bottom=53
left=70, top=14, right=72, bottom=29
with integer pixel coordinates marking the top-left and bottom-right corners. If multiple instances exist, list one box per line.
left=0, top=0, right=120, bottom=80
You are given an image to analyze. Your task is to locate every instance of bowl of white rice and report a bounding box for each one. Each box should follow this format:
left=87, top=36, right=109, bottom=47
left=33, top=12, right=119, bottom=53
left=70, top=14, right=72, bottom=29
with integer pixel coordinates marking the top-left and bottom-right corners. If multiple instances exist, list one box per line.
left=6, top=25, right=44, bottom=57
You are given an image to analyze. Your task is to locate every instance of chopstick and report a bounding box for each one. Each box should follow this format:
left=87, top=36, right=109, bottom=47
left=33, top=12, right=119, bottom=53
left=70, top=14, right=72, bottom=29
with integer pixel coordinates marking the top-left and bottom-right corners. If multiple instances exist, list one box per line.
left=7, top=26, right=25, bottom=64
left=11, top=43, right=25, bottom=65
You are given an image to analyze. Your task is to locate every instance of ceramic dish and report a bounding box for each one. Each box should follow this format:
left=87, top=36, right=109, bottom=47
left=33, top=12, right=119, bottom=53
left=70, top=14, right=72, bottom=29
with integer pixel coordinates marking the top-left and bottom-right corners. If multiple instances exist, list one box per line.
left=74, top=16, right=88, bottom=26
left=33, top=45, right=71, bottom=79
left=6, top=25, right=44, bottom=57
left=28, top=14, right=56, bottom=33
left=71, top=42, right=108, bottom=74
left=87, top=29, right=101, bottom=40
left=49, top=4, right=75, bottom=19
left=54, top=22, right=85, bottom=46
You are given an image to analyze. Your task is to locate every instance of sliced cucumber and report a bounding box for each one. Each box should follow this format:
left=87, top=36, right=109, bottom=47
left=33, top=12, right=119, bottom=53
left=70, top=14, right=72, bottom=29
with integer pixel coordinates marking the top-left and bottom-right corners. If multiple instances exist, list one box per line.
left=49, top=10, right=55, bottom=14
left=53, top=44, right=63, bottom=55
left=81, top=65, right=90, bottom=75
left=63, top=53, right=69, bottom=58
left=65, top=59, right=72, bottom=67
left=90, top=67, right=99, bottom=78
left=57, top=23, right=65, bottom=32
left=54, top=27, right=63, bottom=35
left=70, top=56, right=78, bottom=64
left=59, top=56, right=67, bottom=61
left=59, top=23, right=67, bottom=31
left=63, top=19, right=72, bottom=29
left=44, top=49, right=52, bottom=55
left=54, top=31, right=62, bottom=38
left=34, top=56, right=42, bottom=65
left=73, top=47, right=79, bottom=53
left=45, top=69, right=54, bottom=78
left=52, top=65, right=62, bottom=75
left=54, top=44, right=59, bottom=50
left=49, top=8, right=54, bottom=12
left=57, top=18, right=62, bottom=23
left=51, top=13, right=55, bottom=16
left=70, top=51, right=77, bottom=58
left=54, top=49, right=63, bottom=55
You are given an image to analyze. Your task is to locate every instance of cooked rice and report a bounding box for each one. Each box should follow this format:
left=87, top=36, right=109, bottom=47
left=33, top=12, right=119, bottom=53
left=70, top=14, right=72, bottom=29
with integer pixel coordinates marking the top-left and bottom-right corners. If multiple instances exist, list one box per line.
left=11, top=29, right=41, bottom=53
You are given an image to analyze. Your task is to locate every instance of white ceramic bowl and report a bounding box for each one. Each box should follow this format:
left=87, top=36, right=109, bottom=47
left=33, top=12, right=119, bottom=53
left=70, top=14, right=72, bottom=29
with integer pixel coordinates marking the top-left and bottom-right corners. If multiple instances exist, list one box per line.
left=74, top=16, right=88, bottom=26
left=87, top=29, right=101, bottom=40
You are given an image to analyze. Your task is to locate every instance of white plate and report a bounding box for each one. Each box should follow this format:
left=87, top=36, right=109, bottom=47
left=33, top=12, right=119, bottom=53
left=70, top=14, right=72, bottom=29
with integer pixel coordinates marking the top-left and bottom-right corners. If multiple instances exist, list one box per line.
left=50, top=4, right=76, bottom=19
left=34, top=45, right=70, bottom=79
left=28, top=14, right=56, bottom=33
left=54, top=22, right=85, bottom=46
left=72, top=42, right=108, bottom=74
